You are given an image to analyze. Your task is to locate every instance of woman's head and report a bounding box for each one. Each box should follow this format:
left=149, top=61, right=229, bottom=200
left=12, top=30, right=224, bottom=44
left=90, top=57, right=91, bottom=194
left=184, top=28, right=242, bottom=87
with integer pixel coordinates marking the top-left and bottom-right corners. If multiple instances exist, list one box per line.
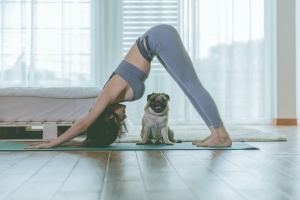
left=108, top=104, right=127, bottom=123
left=83, top=104, right=127, bottom=147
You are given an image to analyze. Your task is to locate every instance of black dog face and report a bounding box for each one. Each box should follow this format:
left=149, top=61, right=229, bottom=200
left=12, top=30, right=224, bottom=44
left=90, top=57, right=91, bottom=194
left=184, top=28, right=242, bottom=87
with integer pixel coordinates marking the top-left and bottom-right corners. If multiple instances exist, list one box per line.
left=147, top=93, right=170, bottom=113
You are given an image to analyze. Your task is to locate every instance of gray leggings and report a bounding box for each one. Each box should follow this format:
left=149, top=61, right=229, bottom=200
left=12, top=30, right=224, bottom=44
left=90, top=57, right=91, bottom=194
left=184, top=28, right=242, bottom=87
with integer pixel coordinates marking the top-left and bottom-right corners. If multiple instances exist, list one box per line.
left=137, top=24, right=223, bottom=128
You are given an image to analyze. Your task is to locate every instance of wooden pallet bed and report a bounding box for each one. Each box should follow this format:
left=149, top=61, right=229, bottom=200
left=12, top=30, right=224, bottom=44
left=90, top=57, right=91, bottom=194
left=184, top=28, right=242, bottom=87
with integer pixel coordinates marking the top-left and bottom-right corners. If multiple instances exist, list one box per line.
left=0, top=87, right=100, bottom=141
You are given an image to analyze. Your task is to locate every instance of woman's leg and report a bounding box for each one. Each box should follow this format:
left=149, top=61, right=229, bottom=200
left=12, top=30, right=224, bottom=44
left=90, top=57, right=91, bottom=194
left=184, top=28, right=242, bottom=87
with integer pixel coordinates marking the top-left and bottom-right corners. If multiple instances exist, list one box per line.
left=157, top=55, right=219, bottom=145
left=156, top=55, right=212, bottom=127
left=150, top=25, right=232, bottom=147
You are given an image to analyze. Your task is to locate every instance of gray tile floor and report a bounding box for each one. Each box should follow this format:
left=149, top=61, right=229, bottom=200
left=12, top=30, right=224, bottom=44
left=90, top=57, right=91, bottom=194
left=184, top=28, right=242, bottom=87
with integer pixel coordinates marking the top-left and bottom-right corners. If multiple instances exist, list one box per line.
left=0, top=125, right=299, bottom=200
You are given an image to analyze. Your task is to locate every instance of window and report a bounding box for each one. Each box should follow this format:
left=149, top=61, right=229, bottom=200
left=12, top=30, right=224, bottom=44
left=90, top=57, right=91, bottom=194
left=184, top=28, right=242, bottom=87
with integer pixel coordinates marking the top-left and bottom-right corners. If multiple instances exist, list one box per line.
left=122, top=0, right=272, bottom=124
left=0, top=0, right=91, bottom=87
left=122, top=0, right=179, bottom=69
left=1, top=0, right=273, bottom=124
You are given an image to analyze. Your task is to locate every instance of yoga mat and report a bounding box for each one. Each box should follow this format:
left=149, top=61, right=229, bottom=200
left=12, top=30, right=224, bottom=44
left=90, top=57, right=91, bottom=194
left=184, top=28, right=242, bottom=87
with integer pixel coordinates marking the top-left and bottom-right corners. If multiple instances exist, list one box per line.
left=0, top=141, right=259, bottom=151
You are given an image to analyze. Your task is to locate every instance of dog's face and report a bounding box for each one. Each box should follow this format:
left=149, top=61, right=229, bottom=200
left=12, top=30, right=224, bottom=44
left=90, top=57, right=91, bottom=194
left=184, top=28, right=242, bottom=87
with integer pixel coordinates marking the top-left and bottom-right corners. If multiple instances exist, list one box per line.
left=147, top=93, right=170, bottom=113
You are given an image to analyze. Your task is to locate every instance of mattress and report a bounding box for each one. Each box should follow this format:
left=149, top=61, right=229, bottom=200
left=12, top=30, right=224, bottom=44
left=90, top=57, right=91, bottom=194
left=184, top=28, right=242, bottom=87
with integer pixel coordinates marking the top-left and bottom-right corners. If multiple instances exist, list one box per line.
left=0, top=87, right=101, bottom=123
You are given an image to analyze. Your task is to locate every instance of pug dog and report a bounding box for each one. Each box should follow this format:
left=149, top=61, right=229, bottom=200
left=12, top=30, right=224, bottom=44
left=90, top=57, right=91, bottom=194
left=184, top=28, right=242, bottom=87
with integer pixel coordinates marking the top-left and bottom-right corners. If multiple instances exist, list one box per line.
left=137, top=93, right=182, bottom=145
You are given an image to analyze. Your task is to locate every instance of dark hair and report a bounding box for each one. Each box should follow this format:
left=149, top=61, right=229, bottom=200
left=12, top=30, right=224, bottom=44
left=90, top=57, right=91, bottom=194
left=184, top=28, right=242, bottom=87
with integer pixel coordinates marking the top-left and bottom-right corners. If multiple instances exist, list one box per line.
left=81, top=107, right=127, bottom=147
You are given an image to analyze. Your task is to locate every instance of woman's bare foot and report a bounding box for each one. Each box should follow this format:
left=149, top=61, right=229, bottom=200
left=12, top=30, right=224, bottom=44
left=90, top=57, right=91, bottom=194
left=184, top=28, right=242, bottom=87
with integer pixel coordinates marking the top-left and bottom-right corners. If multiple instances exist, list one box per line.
left=196, top=125, right=232, bottom=147
left=192, top=134, right=214, bottom=145
left=197, top=135, right=232, bottom=147
left=192, top=126, right=217, bottom=145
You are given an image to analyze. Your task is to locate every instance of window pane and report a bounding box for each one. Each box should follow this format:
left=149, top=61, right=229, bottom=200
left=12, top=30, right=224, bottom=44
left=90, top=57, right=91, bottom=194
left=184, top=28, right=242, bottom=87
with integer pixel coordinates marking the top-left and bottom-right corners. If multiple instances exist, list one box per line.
left=63, top=29, right=90, bottom=54
left=35, top=30, right=62, bottom=54
left=1, top=0, right=92, bottom=87
left=34, top=55, right=62, bottom=79
left=64, top=3, right=90, bottom=28
left=2, top=55, right=25, bottom=86
left=36, top=3, right=62, bottom=28
left=3, top=30, right=22, bottom=54
left=3, top=3, right=21, bottom=28
left=33, top=55, right=91, bottom=86
left=2, top=54, right=22, bottom=70
left=63, top=55, right=91, bottom=82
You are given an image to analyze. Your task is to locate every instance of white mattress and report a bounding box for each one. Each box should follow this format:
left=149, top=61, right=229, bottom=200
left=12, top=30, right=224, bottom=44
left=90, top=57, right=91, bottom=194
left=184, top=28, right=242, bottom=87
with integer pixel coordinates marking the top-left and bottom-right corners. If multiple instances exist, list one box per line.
left=0, top=87, right=101, bottom=122
left=0, top=87, right=100, bottom=98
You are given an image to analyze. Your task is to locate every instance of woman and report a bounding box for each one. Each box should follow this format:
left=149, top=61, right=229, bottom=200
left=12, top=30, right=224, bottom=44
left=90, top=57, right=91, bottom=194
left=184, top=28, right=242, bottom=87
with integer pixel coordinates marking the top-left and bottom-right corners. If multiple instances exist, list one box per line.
left=26, top=24, right=232, bottom=149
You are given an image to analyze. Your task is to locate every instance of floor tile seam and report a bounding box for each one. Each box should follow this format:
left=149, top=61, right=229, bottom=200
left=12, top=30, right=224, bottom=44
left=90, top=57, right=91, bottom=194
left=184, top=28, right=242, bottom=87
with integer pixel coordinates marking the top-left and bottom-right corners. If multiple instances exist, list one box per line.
left=233, top=164, right=295, bottom=199
left=98, top=151, right=112, bottom=200
left=160, top=150, right=202, bottom=199
left=1, top=152, right=35, bottom=174
left=135, top=151, right=155, bottom=200
left=186, top=150, right=235, bottom=169
left=4, top=151, right=65, bottom=200
left=210, top=171, right=263, bottom=200
left=243, top=153, right=300, bottom=180
left=206, top=153, right=271, bottom=199
left=50, top=151, right=85, bottom=200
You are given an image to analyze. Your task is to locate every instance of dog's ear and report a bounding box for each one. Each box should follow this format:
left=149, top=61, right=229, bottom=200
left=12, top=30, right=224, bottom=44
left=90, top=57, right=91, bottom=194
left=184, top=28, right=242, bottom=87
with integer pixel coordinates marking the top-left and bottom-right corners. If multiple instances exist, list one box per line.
left=165, top=94, right=170, bottom=101
left=147, top=93, right=153, bottom=101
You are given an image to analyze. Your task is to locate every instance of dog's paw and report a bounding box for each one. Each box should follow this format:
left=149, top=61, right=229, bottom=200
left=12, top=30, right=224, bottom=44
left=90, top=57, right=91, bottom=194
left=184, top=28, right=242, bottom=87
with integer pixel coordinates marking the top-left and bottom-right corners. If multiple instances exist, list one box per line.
left=154, top=140, right=162, bottom=145
left=175, top=139, right=182, bottom=143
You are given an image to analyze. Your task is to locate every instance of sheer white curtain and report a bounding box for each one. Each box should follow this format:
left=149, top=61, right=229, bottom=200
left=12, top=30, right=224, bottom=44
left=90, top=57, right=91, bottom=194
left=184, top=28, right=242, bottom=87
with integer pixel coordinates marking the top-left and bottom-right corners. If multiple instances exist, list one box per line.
left=121, top=0, right=184, bottom=124
left=177, top=0, right=273, bottom=124
left=0, top=0, right=91, bottom=87
left=0, top=0, right=274, bottom=124
left=90, top=0, right=123, bottom=87
left=122, top=0, right=273, bottom=124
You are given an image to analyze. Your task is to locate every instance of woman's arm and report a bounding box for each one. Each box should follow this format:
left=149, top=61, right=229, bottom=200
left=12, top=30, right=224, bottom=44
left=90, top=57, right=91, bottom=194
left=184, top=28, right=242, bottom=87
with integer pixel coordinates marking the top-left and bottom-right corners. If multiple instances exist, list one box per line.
left=25, top=119, right=89, bottom=149
left=25, top=95, right=109, bottom=149
left=26, top=75, right=134, bottom=149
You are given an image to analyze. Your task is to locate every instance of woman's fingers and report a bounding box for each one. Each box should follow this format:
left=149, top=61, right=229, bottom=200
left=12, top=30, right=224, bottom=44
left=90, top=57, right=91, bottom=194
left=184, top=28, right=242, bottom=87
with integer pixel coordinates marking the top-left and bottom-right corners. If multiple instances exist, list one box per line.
left=24, top=142, right=50, bottom=149
left=26, top=142, right=44, bottom=146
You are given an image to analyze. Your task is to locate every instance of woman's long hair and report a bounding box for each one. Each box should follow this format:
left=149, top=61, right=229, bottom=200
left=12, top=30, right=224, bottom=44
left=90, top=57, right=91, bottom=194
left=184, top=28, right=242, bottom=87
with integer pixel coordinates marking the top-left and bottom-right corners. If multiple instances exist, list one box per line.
left=81, top=107, right=127, bottom=147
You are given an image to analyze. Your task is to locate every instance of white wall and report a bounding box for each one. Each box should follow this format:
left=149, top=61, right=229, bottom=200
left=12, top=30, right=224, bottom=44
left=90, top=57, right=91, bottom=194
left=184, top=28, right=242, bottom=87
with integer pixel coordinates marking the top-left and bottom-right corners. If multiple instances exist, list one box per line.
left=297, top=0, right=300, bottom=120
left=275, top=0, right=297, bottom=121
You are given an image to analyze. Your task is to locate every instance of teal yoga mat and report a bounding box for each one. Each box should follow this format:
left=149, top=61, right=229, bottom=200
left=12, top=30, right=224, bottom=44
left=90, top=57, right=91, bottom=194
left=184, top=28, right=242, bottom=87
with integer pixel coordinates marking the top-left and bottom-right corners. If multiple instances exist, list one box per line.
left=0, top=141, right=259, bottom=151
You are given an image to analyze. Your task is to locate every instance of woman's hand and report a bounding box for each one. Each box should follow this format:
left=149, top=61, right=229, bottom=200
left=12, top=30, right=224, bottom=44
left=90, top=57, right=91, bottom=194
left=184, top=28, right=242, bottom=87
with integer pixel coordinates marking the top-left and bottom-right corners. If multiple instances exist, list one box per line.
left=25, top=142, right=53, bottom=149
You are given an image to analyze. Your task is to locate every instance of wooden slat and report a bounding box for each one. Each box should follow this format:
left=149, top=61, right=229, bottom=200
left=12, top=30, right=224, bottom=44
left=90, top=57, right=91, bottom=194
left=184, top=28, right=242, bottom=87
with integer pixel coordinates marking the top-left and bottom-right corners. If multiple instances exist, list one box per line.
left=0, top=122, right=74, bottom=127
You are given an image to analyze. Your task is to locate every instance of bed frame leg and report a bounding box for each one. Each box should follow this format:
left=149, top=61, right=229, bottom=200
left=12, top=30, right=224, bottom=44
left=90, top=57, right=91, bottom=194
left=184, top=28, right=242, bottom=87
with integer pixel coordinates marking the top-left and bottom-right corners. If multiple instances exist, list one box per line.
left=43, top=124, right=58, bottom=142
